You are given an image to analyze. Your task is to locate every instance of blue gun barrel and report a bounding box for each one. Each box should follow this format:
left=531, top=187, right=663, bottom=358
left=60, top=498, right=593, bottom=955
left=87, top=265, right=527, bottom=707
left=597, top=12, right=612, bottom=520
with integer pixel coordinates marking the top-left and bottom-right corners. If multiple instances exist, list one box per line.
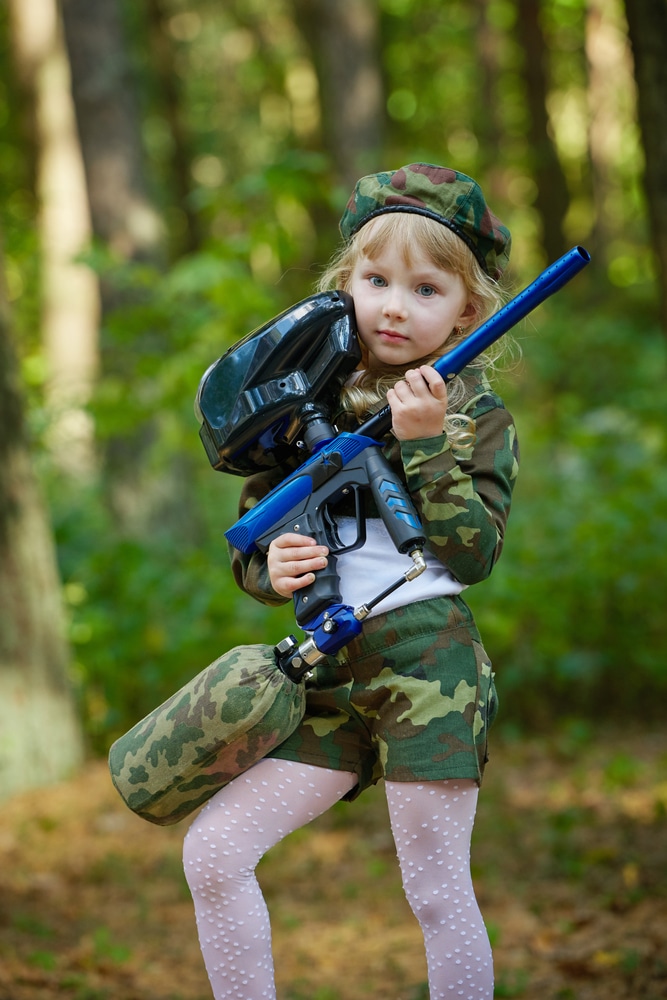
left=360, top=245, right=590, bottom=439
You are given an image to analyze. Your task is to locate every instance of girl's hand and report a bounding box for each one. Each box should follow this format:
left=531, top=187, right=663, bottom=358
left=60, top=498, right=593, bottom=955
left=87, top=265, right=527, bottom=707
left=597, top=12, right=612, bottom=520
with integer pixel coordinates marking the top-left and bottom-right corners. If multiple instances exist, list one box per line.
left=267, top=533, right=329, bottom=598
left=387, top=365, right=448, bottom=440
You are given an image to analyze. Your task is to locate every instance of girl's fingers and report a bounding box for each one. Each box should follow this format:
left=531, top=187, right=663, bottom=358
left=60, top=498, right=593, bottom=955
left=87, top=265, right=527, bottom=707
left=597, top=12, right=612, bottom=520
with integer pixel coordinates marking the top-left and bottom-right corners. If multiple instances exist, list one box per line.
left=388, top=368, right=449, bottom=441
left=417, top=365, right=448, bottom=398
left=270, top=534, right=328, bottom=562
left=268, top=534, right=329, bottom=596
left=283, top=553, right=328, bottom=576
left=392, top=368, right=441, bottom=397
left=271, top=532, right=319, bottom=550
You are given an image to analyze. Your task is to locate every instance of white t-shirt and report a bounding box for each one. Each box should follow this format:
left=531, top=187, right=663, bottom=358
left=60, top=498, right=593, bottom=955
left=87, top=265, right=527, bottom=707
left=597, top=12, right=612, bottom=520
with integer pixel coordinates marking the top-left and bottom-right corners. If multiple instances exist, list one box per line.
left=333, top=516, right=465, bottom=618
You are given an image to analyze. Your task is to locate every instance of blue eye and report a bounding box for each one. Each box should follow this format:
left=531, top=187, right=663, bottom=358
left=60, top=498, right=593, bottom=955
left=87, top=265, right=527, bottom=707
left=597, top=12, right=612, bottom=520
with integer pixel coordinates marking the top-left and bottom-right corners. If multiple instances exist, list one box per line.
left=369, top=275, right=386, bottom=287
left=418, top=285, right=436, bottom=296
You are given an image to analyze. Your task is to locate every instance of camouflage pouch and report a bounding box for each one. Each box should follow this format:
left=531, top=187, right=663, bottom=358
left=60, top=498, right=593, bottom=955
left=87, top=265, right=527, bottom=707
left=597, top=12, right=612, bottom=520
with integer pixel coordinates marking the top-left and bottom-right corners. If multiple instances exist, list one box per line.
left=108, top=644, right=306, bottom=826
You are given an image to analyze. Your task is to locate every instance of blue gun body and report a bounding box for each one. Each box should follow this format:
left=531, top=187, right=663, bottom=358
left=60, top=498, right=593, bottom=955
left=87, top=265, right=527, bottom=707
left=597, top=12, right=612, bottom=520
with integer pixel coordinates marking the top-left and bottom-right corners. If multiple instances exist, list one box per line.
left=224, top=246, right=590, bottom=648
left=225, top=429, right=426, bottom=627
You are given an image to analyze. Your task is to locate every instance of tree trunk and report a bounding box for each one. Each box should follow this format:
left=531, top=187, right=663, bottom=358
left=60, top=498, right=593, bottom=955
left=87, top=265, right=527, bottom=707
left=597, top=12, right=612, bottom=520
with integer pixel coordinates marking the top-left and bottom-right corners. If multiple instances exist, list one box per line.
left=514, top=0, right=570, bottom=262
left=9, top=0, right=100, bottom=480
left=585, top=0, right=637, bottom=267
left=472, top=0, right=508, bottom=204
left=292, top=0, right=385, bottom=190
left=60, top=0, right=169, bottom=532
left=0, top=244, right=85, bottom=802
left=623, top=0, right=667, bottom=331
left=146, top=0, right=201, bottom=257
left=59, top=0, right=164, bottom=265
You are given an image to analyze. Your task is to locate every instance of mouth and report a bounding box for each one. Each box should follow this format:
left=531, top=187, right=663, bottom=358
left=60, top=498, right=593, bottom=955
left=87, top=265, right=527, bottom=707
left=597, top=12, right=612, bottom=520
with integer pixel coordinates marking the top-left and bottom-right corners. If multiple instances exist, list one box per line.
left=377, top=328, right=408, bottom=344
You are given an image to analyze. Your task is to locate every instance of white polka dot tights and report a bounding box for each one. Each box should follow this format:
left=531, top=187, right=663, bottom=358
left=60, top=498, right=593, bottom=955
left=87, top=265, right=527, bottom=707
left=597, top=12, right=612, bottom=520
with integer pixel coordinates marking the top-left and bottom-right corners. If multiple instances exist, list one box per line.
left=183, top=759, right=493, bottom=999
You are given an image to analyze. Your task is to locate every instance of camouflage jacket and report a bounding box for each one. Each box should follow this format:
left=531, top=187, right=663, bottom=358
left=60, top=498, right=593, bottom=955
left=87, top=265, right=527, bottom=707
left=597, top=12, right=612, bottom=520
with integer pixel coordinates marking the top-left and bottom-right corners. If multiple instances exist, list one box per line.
left=229, top=371, right=519, bottom=605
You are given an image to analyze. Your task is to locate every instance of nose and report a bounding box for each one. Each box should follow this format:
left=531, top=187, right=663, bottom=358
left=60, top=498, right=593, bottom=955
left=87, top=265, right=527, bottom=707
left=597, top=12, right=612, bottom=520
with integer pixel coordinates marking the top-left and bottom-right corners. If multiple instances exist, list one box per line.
left=382, top=285, right=408, bottom=319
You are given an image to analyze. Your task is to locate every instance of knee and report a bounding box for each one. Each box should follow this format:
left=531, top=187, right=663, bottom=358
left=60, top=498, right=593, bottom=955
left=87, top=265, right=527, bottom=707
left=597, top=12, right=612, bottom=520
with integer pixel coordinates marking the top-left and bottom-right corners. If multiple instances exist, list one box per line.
left=401, top=870, right=444, bottom=927
left=182, top=804, right=260, bottom=898
left=400, top=860, right=476, bottom=923
left=182, top=809, right=238, bottom=896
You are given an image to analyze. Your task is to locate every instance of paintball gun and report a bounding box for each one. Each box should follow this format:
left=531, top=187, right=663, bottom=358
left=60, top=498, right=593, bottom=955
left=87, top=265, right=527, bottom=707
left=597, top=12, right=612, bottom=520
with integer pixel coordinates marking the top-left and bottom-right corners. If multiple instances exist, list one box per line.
left=197, top=245, right=591, bottom=682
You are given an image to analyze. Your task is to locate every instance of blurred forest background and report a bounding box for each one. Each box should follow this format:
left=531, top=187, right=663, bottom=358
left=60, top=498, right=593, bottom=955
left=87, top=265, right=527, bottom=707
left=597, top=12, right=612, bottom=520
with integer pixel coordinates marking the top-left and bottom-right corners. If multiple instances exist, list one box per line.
left=1, top=0, right=667, bottom=800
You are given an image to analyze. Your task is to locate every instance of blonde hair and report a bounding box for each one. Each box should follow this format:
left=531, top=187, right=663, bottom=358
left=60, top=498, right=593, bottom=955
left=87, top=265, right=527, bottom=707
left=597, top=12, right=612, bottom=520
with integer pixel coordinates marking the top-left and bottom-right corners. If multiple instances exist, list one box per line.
left=318, top=213, right=514, bottom=448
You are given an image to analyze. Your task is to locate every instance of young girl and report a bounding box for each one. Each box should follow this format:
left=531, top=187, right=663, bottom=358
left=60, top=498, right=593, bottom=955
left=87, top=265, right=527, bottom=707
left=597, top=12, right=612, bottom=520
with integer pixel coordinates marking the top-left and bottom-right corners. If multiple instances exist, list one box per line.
left=183, top=163, right=519, bottom=999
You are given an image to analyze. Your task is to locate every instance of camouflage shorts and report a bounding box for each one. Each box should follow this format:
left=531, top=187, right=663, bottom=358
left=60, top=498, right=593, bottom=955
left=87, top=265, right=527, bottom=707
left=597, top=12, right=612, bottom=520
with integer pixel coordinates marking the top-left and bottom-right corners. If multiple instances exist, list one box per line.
left=271, top=595, right=498, bottom=798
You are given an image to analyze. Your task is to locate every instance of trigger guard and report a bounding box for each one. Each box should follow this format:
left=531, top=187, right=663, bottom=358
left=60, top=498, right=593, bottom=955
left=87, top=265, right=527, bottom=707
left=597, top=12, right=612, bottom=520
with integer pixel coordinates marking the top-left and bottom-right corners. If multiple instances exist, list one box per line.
left=321, top=486, right=366, bottom=556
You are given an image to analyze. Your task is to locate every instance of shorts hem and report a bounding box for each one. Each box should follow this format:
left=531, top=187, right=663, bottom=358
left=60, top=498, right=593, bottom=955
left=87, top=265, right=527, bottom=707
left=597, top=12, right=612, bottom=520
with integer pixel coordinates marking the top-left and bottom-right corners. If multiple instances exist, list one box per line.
left=385, top=767, right=484, bottom=786
left=269, top=746, right=361, bottom=778
left=269, top=747, right=487, bottom=789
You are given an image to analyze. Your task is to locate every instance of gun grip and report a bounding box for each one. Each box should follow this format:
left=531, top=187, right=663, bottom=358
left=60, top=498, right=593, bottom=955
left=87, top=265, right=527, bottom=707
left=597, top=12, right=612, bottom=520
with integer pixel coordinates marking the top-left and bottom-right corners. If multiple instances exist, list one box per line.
left=365, top=450, right=426, bottom=553
left=293, top=553, right=341, bottom=628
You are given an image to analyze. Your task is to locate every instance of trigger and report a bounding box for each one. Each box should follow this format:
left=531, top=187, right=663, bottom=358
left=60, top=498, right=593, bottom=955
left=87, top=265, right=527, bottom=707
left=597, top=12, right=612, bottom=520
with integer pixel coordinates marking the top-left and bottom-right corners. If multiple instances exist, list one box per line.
left=322, top=506, right=342, bottom=550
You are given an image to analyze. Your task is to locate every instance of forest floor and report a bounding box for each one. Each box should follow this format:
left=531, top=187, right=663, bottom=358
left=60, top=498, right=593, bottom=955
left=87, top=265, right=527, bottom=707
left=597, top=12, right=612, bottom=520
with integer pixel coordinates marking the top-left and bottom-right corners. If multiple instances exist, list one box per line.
left=0, top=724, right=666, bottom=1000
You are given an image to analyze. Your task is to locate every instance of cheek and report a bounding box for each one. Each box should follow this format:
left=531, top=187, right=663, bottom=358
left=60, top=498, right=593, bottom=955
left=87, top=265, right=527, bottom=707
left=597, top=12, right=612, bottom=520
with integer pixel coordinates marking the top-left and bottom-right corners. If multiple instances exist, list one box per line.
left=351, top=297, right=374, bottom=334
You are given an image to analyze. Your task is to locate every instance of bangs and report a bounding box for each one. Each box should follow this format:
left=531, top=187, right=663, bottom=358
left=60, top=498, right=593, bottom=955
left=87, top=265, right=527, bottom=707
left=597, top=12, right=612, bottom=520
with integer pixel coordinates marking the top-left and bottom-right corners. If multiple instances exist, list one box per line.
left=356, top=213, right=464, bottom=272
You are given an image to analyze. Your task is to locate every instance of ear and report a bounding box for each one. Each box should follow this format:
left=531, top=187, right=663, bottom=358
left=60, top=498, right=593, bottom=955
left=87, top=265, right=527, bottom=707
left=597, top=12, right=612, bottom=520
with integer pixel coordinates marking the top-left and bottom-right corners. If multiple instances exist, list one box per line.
left=458, top=299, right=478, bottom=327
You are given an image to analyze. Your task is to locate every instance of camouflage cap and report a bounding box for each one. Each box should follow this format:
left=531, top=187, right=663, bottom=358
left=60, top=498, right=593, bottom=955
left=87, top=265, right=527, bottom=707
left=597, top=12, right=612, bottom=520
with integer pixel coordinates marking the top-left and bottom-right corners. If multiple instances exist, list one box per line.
left=339, top=163, right=511, bottom=279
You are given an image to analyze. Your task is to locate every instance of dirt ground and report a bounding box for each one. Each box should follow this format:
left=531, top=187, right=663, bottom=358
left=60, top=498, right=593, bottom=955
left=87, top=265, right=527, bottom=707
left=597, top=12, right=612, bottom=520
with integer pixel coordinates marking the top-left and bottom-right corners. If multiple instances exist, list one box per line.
left=0, top=725, right=666, bottom=1000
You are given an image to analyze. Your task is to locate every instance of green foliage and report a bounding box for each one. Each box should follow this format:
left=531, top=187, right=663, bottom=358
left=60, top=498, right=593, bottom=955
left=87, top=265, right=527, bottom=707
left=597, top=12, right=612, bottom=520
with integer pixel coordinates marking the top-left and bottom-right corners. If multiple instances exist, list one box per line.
left=50, top=242, right=300, bottom=752
left=468, top=285, right=667, bottom=724
left=55, top=471, right=297, bottom=753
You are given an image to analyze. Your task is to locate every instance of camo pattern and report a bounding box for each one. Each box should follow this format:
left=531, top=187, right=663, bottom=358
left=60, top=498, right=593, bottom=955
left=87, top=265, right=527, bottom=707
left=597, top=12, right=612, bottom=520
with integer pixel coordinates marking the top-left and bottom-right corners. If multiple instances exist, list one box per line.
left=270, top=595, right=499, bottom=796
left=230, top=377, right=519, bottom=600
left=338, top=163, right=511, bottom=280
left=108, top=645, right=306, bottom=825
left=387, top=382, right=519, bottom=585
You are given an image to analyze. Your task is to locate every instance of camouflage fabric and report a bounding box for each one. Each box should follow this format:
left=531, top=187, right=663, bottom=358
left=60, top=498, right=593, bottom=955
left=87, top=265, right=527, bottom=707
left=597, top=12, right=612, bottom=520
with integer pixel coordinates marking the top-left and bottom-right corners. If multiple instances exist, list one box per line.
left=339, top=163, right=511, bottom=280
left=270, top=595, right=499, bottom=797
left=387, top=377, right=519, bottom=584
left=108, top=645, right=306, bottom=826
left=230, top=372, right=519, bottom=600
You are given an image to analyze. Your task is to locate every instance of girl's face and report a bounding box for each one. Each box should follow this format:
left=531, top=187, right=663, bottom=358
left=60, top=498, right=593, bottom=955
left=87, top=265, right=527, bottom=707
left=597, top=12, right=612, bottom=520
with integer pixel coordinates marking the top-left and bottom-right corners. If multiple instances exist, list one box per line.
left=348, top=239, right=476, bottom=369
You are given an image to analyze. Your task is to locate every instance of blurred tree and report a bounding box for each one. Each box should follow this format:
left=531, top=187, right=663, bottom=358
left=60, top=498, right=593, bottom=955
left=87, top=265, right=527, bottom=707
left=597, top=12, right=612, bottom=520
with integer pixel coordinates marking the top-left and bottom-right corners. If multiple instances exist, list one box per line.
left=59, top=0, right=164, bottom=270
left=584, top=0, right=639, bottom=271
left=145, top=0, right=202, bottom=257
left=292, top=0, right=385, bottom=187
left=8, top=0, right=99, bottom=480
left=623, top=0, right=667, bottom=331
left=0, top=237, right=84, bottom=800
left=514, top=0, right=569, bottom=261
left=59, top=0, right=189, bottom=535
left=471, top=0, right=506, bottom=200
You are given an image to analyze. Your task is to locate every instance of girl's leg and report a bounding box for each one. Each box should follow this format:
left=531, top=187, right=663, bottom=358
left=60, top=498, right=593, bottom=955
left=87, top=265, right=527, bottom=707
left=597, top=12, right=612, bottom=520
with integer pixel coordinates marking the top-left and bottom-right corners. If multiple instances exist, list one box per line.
left=385, top=779, right=493, bottom=1000
left=183, top=758, right=357, bottom=1000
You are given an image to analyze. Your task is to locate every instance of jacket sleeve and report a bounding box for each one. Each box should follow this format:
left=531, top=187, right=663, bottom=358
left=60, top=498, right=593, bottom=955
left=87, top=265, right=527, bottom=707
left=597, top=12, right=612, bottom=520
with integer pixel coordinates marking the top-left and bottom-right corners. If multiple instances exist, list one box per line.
left=395, top=394, right=519, bottom=584
left=228, top=468, right=292, bottom=607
